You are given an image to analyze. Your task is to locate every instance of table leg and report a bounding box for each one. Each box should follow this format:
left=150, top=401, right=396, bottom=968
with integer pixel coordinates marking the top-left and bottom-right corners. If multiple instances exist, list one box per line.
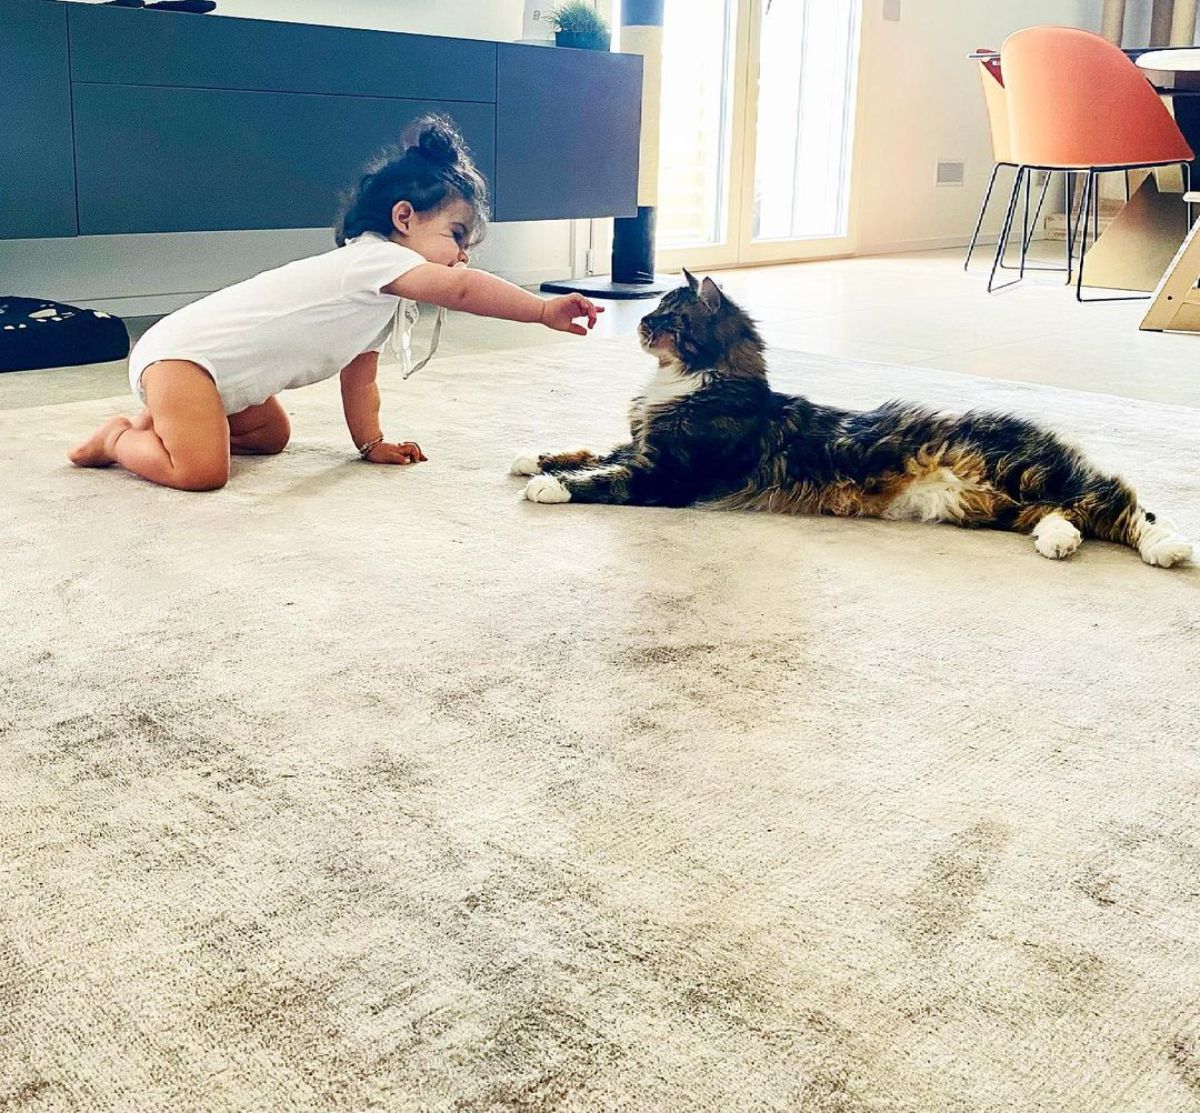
left=1080, top=172, right=1191, bottom=292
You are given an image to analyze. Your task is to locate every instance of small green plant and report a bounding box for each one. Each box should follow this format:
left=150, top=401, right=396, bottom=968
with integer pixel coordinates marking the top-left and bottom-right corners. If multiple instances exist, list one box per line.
left=549, top=2, right=610, bottom=37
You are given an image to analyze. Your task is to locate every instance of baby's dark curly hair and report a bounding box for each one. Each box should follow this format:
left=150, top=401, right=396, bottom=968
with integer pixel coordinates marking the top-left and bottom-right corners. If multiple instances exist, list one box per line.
left=335, top=115, right=489, bottom=248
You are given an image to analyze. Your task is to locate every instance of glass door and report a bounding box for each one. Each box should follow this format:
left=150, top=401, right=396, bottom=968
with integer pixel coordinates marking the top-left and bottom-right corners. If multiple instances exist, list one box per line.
left=654, top=0, right=745, bottom=268
left=655, top=0, right=863, bottom=270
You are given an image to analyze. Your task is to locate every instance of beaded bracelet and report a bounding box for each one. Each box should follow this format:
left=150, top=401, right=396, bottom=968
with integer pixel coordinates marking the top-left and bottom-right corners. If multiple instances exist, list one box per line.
left=357, top=436, right=385, bottom=460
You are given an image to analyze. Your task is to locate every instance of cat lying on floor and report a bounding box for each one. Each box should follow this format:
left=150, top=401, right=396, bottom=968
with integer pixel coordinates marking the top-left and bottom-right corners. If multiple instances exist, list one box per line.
left=512, top=271, right=1192, bottom=567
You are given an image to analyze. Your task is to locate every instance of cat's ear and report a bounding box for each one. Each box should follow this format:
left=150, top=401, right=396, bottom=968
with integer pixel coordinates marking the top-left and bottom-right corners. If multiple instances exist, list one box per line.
left=682, top=268, right=700, bottom=292
left=699, top=276, right=723, bottom=312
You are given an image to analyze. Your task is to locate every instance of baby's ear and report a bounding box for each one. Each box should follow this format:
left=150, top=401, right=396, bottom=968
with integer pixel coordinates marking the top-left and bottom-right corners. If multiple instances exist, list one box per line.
left=699, top=276, right=723, bottom=312
left=390, top=200, right=414, bottom=233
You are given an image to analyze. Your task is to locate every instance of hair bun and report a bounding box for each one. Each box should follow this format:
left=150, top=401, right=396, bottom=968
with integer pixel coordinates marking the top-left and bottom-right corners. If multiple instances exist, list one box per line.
left=404, top=116, right=463, bottom=169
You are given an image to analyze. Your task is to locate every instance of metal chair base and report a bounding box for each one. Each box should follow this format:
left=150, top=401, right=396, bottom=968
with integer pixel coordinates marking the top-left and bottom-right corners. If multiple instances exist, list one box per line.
left=976, top=161, right=1191, bottom=301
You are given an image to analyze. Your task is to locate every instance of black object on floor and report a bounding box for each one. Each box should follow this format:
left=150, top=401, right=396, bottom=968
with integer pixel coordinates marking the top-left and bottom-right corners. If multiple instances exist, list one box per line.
left=0, top=298, right=130, bottom=374
left=105, top=0, right=218, bottom=11
left=147, top=2, right=217, bottom=12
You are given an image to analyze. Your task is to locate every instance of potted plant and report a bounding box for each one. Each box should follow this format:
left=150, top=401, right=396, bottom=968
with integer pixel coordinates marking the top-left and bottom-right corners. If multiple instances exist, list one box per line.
left=550, top=2, right=611, bottom=51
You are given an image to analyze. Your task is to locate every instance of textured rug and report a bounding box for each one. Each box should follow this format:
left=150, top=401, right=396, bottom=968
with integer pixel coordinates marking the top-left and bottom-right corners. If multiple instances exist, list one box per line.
left=2, top=339, right=1199, bottom=1112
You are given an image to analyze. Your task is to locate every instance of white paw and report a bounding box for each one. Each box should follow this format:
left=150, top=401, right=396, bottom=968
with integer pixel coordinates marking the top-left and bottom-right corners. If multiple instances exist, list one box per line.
left=1033, top=515, right=1082, bottom=560
left=510, top=454, right=542, bottom=477
left=523, top=475, right=571, bottom=504
left=1140, top=529, right=1193, bottom=568
left=1137, top=517, right=1193, bottom=568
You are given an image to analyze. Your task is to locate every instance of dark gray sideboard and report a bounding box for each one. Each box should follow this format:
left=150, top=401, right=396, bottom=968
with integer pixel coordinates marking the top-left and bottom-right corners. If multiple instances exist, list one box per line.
left=0, top=0, right=643, bottom=239
left=4, top=0, right=78, bottom=238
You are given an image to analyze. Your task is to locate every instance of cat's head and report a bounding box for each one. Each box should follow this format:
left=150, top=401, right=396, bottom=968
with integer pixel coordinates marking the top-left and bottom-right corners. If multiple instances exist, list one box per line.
left=637, top=270, right=765, bottom=377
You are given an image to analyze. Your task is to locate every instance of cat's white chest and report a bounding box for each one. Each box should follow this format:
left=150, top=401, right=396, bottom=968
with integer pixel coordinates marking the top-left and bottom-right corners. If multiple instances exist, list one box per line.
left=634, top=362, right=703, bottom=423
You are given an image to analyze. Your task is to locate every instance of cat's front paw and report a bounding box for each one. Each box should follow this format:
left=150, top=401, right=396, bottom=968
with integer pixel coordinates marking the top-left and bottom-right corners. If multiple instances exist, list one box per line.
left=523, top=475, right=571, bottom=504
left=1033, top=515, right=1082, bottom=560
left=510, top=453, right=542, bottom=477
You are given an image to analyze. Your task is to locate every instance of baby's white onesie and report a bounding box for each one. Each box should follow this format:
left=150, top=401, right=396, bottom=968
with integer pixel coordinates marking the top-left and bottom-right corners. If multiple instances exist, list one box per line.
left=128, top=232, right=425, bottom=415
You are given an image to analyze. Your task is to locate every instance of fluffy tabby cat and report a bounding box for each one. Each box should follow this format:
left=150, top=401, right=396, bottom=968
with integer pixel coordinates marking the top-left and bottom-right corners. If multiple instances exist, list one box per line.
left=512, top=271, right=1192, bottom=567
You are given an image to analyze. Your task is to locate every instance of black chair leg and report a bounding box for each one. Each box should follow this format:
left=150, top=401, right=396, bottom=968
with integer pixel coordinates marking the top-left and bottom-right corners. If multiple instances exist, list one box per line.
left=1019, top=171, right=1032, bottom=279
left=1065, top=171, right=1077, bottom=283
left=996, top=169, right=1064, bottom=274
left=1016, top=169, right=1057, bottom=274
left=1024, top=171, right=1052, bottom=252
left=988, top=167, right=1026, bottom=293
left=965, top=164, right=1001, bottom=272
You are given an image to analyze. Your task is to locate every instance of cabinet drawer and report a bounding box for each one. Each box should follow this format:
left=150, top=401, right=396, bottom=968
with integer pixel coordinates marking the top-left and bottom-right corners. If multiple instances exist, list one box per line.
left=67, top=5, right=497, bottom=103
left=494, top=44, right=641, bottom=222
left=1, top=0, right=77, bottom=238
left=73, top=85, right=495, bottom=235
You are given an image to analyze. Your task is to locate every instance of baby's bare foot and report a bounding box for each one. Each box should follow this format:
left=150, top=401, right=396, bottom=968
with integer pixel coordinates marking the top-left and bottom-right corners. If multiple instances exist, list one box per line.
left=68, top=416, right=133, bottom=468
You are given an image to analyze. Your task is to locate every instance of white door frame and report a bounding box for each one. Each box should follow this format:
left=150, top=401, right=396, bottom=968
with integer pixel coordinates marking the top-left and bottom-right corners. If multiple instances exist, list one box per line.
left=655, top=0, right=867, bottom=273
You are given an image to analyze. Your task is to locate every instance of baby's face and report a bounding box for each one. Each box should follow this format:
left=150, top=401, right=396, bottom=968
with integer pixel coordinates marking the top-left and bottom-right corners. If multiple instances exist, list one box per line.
left=396, top=199, right=474, bottom=267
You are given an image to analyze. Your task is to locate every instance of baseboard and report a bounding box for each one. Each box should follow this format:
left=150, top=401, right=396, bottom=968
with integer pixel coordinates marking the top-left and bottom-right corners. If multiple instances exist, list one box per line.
left=82, top=293, right=208, bottom=319
left=860, top=231, right=1057, bottom=257
left=861, top=234, right=992, bottom=255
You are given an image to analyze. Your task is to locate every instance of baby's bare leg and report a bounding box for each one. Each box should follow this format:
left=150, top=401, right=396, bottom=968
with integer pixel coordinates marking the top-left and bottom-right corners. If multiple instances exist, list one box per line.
left=69, top=360, right=231, bottom=491
left=69, top=415, right=136, bottom=468
left=228, top=396, right=291, bottom=456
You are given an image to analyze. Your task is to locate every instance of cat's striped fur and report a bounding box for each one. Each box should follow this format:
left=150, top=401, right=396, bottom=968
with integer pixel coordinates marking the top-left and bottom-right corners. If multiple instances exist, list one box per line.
left=516, top=273, right=1192, bottom=567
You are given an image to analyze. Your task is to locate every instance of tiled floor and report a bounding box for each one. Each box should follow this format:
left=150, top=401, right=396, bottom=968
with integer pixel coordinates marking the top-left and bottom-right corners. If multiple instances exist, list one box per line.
left=3, top=246, right=1198, bottom=412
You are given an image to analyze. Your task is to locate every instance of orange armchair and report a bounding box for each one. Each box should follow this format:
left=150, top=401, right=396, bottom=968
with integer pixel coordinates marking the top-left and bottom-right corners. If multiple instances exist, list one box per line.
left=966, top=49, right=1075, bottom=287
left=993, top=26, right=1193, bottom=301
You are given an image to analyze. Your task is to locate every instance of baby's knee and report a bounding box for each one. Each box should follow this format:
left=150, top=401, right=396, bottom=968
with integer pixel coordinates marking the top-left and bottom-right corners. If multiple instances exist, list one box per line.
left=175, top=459, right=230, bottom=491
left=260, top=422, right=291, bottom=455
left=238, top=409, right=290, bottom=455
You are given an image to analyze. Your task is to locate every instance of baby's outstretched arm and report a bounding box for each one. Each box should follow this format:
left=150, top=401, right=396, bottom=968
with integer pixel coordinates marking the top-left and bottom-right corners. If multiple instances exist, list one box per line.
left=385, top=265, right=603, bottom=336
left=340, top=351, right=426, bottom=465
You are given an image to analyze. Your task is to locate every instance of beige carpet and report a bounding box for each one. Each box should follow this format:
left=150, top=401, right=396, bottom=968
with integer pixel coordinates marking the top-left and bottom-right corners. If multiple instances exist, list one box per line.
left=2, top=339, right=1199, bottom=1112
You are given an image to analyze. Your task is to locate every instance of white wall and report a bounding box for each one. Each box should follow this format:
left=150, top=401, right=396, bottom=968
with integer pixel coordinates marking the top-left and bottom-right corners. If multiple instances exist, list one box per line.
left=853, top=0, right=1102, bottom=255
left=2, top=0, right=588, bottom=315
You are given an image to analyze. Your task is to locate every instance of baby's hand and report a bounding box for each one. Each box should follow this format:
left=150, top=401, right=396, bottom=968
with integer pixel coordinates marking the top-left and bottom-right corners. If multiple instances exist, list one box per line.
left=540, top=294, right=605, bottom=336
left=364, top=440, right=427, bottom=465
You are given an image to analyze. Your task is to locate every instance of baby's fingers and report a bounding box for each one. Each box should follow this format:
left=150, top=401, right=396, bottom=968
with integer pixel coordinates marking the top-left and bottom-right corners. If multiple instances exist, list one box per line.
left=578, top=296, right=605, bottom=328
left=575, top=297, right=598, bottom=328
